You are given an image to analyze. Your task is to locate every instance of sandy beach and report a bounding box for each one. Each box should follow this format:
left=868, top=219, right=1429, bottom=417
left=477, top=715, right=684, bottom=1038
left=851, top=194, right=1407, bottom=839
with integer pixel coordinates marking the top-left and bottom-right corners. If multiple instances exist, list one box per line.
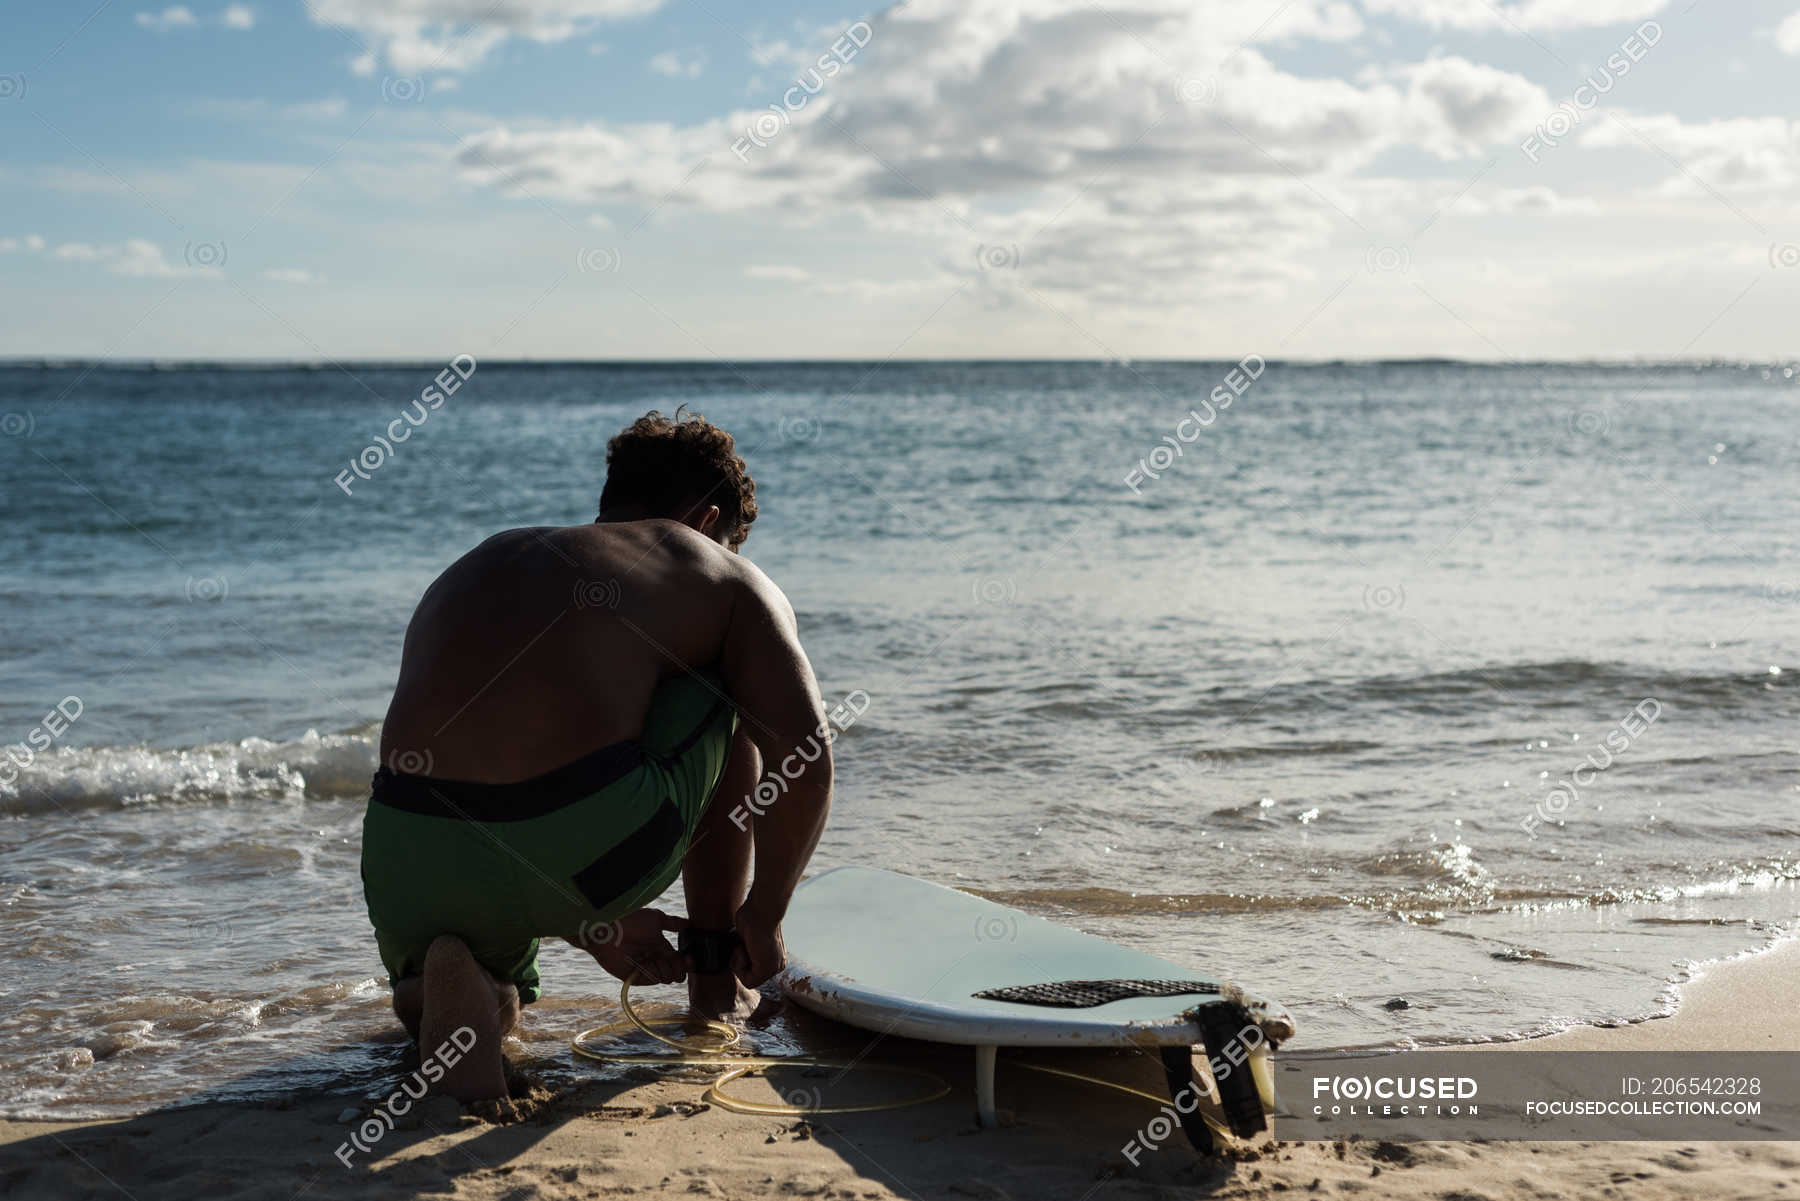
left=4, top=940, right=1795, bottom=1201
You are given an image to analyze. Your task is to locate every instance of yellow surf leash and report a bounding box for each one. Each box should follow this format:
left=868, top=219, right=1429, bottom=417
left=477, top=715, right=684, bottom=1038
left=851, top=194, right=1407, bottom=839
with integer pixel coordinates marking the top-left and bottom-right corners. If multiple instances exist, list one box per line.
left=571, top=974, right=1241, bottom=1135
left=571, top=974, right=950, bottom=1115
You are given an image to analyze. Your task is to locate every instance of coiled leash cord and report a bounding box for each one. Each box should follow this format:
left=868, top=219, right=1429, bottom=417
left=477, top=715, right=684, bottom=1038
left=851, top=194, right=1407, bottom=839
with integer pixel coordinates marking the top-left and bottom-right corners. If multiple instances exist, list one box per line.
left=570, top=973, right=950, bottom=1115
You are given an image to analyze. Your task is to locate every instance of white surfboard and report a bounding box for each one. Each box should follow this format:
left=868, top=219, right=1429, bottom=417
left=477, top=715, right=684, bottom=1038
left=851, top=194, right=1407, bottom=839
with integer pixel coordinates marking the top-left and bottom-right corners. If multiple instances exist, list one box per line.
left=773, top=866, right=1294, bottom=1143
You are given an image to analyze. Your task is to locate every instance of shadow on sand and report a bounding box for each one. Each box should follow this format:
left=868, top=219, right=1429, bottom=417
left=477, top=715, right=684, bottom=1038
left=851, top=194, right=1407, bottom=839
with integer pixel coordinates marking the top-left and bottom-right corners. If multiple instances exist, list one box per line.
left=0, top=1010, right=1254, bottom=1200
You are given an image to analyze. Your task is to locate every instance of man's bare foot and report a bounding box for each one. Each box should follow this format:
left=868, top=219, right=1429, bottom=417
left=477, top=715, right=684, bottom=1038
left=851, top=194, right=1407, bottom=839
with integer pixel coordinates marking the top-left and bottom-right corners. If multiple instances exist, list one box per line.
left=688, top=969, right=764, bottom=1022
left=418, top=934, right=515, bottom=1102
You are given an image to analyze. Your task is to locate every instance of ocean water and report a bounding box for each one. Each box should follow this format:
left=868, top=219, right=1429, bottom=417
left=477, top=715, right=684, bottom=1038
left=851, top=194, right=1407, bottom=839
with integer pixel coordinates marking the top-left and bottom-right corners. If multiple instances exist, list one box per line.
left=1, top=359, right=1796, bottom=1119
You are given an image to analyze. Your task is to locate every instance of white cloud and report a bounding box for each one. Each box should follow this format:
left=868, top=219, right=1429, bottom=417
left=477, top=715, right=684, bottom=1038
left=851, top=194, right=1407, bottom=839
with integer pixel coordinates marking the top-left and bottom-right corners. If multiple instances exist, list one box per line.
left=460, top=5, right=1544, bottom=207
left=0, top=235, right=46, bottom=253
left=647, top=48, right=706, bottom=78
left=744, top=261, right=953, bottom=302
left=1399, top=56, right=1549, bottom=157
left=260, top=267, right=322, bottom=283
left=747, top=36, right=798, bottom=68
left=113, top=240, right=190, bottom=277
left=454, top=2, right=1551, bottom=306
left=1454, top=185, right=1601, bottom=216
left=303, top=0, right=665, bottom=74
left=955, top=180, right=1335, bottom=307
left=49, top=239, right=222, bottom=278
left=810, top=274, right=955, bottom=303
left=1777, top=10, right=1800, bottom=55
left=1581, top=112, right=1800, bottom=194
left=1267, top=1, right=1363, bottom=40
left=745, top=264, right=812, bottom=281
left=1363, top=0, right=1666, bottom=32
left=135, top=5, right=252, bottom=30
left=136, top=6, right=198, bottom=31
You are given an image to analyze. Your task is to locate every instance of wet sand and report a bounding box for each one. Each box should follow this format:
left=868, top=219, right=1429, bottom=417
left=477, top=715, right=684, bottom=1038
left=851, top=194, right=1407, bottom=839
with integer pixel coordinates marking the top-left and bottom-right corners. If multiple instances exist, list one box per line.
left=3, top=941, right=1796, bottom=1200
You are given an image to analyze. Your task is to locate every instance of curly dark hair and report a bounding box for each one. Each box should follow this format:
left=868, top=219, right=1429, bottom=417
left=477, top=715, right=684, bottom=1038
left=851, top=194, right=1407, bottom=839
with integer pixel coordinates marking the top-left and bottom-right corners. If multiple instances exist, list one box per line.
left=598, top=407, right=758, bottom=550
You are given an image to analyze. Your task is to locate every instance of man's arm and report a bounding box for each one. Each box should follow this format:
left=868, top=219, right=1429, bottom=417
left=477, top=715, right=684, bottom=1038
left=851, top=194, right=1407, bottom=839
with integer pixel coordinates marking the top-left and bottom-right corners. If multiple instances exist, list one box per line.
left=682, top=728, right=763, bottom=1017
left=716, top=562, right=833, bottom=986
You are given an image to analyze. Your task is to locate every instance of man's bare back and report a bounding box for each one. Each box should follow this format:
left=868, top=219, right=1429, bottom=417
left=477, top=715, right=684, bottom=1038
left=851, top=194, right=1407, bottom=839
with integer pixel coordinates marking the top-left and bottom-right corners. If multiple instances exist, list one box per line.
left=379, top=520, right=745, bottom=782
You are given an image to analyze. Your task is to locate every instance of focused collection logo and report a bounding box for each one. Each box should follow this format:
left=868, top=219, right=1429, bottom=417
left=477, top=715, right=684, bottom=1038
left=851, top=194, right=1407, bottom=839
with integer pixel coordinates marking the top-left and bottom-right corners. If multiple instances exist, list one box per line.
left=1310, top=1074, right=1479, bottom=1115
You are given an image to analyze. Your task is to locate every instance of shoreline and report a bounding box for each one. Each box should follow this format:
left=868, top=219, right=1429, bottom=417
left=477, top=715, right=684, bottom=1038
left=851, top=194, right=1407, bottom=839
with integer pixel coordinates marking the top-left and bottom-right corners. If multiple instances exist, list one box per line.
left=4, top=938, right=1794, bottom=1199
left=1509, top=934, right=1800, bottom=1052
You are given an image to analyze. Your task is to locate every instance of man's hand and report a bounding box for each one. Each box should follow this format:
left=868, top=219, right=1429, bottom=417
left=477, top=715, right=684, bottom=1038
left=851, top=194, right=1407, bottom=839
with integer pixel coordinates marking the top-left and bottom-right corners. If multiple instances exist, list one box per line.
left=567, top=908, right=689, bottom=985
left=732, top=899, right=786, bottom=988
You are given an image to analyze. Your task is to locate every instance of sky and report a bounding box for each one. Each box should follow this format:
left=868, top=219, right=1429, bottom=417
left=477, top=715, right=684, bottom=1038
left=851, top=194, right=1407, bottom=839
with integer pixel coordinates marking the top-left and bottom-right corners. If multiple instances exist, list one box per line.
left=2, top=0, right=1799, bottom=361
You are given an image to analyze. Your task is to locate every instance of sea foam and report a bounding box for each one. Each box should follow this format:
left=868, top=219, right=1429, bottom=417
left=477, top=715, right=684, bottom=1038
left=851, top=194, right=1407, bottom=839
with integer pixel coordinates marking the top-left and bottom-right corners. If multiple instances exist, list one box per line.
left=0, top=727, right=380, bottom=812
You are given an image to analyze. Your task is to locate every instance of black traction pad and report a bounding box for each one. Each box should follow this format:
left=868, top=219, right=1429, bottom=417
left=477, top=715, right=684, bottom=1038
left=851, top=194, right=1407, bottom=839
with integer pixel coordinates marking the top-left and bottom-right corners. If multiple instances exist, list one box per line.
left=972, top=979, right=1223, bottom=1008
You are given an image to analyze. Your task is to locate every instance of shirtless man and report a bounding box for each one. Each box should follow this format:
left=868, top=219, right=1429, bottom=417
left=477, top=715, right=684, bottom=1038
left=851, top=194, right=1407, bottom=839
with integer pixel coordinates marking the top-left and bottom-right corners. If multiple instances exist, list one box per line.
left=360, top=409, right=832, bottom=1100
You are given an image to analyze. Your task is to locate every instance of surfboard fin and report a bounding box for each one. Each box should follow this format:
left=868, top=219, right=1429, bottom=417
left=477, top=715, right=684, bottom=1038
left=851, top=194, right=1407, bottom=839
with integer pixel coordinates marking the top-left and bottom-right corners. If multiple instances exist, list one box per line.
left=1196, top=1001, right=1269, bottom=1140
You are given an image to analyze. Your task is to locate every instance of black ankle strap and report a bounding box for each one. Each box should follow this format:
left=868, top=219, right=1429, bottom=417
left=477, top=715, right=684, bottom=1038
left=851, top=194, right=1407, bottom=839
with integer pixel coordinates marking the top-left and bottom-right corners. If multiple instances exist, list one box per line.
left=678, top=927, right=742, bottom=974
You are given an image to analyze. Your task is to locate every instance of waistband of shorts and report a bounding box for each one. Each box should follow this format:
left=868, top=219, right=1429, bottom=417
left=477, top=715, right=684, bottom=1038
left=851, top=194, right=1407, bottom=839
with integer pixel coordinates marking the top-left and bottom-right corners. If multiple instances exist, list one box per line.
left=369, top=740, right=646, bottom=822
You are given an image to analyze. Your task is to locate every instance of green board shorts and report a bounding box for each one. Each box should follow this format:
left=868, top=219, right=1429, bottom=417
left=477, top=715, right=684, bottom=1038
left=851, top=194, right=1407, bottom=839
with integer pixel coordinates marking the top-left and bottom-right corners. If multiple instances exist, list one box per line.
left=360, top=672, right=737, bottom=1004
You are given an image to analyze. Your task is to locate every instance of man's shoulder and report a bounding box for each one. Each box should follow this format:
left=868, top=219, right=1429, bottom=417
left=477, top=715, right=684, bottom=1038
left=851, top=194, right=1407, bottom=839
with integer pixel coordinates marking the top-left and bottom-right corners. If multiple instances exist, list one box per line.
left=544, top=520, right=742, bottom=579
left=454, top=523, right=750, bottom=601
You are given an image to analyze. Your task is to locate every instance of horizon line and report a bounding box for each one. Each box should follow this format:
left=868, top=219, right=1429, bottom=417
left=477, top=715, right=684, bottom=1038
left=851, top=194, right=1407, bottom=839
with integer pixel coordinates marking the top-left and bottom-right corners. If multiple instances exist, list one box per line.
left=2, top=355, right=1796, bottom=369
